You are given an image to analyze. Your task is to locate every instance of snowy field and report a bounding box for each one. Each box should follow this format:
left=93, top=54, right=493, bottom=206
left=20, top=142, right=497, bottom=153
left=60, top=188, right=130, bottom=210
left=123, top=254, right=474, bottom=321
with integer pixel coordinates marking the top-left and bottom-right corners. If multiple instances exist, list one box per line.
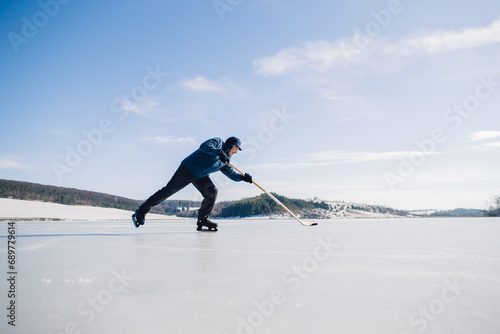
left=1, top=218, right=499, bottom=334
left=0, top=198, right=176, bottom=221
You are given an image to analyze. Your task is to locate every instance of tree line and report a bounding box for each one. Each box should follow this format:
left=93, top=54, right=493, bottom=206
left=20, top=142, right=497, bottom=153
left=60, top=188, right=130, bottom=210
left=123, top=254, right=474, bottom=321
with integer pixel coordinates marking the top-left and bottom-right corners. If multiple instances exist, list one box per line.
left=2, top=179, right=498, bottom=218
left=0, top=179, right=167, bottom=214
left=487, top=195, right=500, bottom=217
left=217, top=193, right=330, bottom=218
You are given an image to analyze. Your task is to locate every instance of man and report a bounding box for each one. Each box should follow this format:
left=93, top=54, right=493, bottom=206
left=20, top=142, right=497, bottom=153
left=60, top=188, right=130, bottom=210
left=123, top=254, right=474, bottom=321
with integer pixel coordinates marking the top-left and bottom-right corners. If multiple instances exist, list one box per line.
left=132, top=136, right=252, bottom=231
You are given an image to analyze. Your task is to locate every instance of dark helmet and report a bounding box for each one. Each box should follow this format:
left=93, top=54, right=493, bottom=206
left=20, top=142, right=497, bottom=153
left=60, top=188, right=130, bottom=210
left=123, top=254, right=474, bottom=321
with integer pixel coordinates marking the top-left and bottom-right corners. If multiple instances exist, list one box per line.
left=224, top=136, right=242, bottom=151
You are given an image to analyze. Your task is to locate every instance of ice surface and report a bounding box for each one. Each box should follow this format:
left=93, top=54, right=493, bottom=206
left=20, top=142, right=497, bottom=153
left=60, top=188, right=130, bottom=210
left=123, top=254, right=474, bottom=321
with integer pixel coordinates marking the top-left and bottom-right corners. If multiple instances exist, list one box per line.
left=1, top=218, right=499, bottom=334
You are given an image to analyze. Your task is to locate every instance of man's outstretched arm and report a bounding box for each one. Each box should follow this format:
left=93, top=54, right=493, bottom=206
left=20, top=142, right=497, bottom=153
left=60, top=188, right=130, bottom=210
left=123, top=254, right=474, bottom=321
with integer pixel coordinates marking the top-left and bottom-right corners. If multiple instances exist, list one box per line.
left=220, top=164, right=252, bottom=183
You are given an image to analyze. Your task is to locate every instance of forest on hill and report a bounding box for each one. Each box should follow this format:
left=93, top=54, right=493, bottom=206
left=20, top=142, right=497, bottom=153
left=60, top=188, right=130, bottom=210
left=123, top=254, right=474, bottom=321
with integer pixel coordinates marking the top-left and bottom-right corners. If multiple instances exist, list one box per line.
left=217, top=193, right=330, bottom=218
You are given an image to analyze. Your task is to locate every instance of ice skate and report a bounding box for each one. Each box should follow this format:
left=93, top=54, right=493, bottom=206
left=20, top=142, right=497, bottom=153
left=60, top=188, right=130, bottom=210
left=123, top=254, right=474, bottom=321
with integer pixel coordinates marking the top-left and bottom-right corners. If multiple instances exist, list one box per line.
left=197, top=215, right=218, bottom=232
left=132, top=210, right=145, bottom=228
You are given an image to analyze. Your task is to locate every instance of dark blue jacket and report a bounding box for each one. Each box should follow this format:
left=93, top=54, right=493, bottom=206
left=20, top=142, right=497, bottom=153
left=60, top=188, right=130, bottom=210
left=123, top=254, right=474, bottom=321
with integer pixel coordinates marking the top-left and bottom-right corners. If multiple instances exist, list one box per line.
left=181, top=137, right=242, bottom=181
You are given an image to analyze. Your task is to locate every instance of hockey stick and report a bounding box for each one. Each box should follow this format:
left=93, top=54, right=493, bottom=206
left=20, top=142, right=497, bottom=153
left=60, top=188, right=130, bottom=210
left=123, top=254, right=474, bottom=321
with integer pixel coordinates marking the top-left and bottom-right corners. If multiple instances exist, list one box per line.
left=228, top=162, right=317, bottom=227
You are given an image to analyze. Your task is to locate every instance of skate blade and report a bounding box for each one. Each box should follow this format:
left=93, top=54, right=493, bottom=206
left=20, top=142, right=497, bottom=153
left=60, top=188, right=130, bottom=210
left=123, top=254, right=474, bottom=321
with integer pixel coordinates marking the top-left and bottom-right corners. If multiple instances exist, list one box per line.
left=197, top=226, right=218, bottom=232
left=132, top=214, right=140, bottom=228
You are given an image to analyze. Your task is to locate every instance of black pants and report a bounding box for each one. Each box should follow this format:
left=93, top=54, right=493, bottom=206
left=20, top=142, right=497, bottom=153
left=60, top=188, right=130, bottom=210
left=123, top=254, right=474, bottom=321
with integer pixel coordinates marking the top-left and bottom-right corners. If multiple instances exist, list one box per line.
left=138, top=164, right=218, bottom=219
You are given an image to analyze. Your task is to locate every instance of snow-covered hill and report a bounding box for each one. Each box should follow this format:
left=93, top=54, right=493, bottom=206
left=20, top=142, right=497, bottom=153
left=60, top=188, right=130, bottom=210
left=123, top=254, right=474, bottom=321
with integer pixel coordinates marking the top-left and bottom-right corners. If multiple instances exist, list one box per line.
left=311, top=200, right=408, bottom=219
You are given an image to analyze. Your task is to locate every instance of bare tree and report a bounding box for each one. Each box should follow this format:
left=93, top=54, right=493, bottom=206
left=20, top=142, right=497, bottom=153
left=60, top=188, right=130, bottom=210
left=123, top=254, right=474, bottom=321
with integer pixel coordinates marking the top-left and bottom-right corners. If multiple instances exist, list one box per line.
left=486, top=195, right=500, bottom=217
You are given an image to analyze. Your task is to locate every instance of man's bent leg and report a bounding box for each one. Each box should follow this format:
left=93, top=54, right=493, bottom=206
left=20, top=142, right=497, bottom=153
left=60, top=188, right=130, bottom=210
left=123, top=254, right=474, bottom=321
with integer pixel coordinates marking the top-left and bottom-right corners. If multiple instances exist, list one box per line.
left=138, top=165, right=196, bottom=215
left=192, top=176, right=218, bottom=219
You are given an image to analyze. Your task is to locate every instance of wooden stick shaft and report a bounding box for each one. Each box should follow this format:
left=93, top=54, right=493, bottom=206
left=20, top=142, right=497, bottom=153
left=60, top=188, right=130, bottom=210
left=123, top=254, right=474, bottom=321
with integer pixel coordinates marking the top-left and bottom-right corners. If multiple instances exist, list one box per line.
left=228, top=162, right=305, bottom=224
left=255, top=182, right=304, bottom=222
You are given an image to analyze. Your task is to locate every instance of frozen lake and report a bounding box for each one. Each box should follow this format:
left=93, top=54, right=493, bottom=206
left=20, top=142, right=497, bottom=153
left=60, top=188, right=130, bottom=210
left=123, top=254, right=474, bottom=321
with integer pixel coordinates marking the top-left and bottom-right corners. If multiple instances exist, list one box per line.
left=1, top=218, right=499, bottom=334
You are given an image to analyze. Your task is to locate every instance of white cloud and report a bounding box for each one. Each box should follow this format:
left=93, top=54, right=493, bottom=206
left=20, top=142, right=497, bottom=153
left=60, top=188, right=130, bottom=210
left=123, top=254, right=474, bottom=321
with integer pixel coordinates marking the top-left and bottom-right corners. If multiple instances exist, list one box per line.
left=122, top=101, right=143, bottom=115
left=253, top=40, right=349, bottom=77
left=316, top=86, right=376, bottom=109
left=465, top=141, right=500, bottom=151
left=177, top=76, right=222, bottom=92
left=409, top=167, right=500, bottom=184
left=253, top=19, right=500, bottom=76
left=249, top=150, right=440, bottom=170
left=119, top=95, right=159, bottom=116
left=467, top=131, right=500, bottom=142
left=0, top=159, right=29, bottom=170
left=465, top=131, right=500, bottom=151
left=146, top=136, right=199, bottom=147
left=175, top=76, right=246, bottom=100
left=384, top=19, right=500, bottom=56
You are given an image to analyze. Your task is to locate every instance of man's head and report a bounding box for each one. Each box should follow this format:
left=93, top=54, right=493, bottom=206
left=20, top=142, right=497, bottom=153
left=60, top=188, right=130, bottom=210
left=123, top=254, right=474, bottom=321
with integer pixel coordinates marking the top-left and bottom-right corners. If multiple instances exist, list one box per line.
left=224, top=136, right=242, bottom=157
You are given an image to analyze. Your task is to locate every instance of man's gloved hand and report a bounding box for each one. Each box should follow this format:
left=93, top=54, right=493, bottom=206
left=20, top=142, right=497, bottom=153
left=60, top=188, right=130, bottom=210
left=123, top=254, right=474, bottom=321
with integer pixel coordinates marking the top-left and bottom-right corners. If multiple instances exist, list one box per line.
left=218, top=150, right=229, bottom=163
left=241, top=173, right=252, bottom=183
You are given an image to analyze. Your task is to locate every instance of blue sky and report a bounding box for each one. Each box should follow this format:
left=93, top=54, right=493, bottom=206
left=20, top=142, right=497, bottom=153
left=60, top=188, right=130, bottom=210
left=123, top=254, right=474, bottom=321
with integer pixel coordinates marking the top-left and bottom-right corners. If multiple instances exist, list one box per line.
left=1, top=0, right=499, bottom=210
